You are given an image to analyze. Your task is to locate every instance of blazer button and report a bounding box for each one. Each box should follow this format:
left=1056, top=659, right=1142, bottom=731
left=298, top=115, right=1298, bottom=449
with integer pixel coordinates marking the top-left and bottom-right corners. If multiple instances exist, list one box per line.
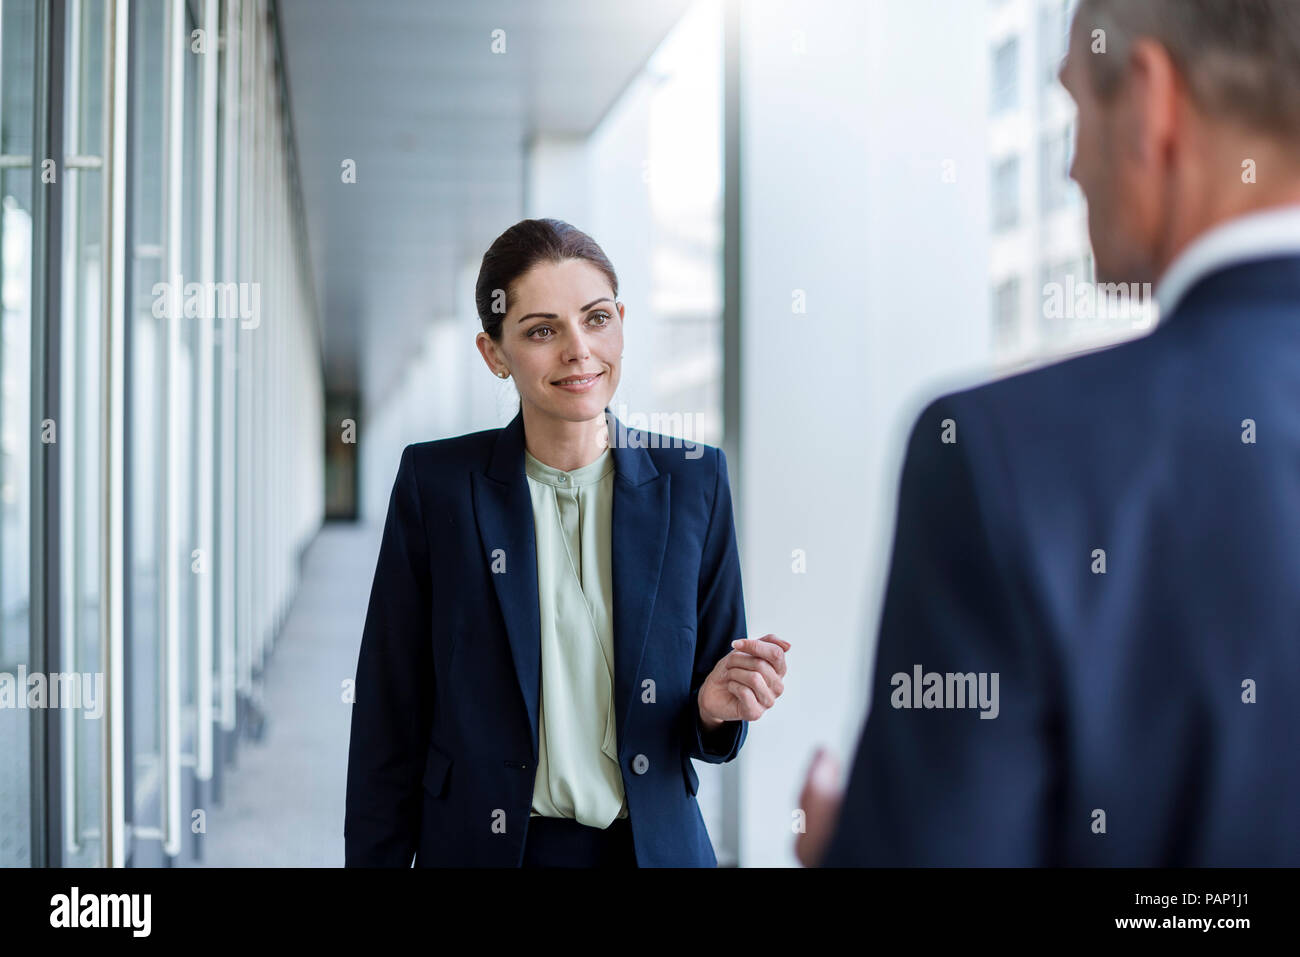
left=631, top=753, right=649, bottom=775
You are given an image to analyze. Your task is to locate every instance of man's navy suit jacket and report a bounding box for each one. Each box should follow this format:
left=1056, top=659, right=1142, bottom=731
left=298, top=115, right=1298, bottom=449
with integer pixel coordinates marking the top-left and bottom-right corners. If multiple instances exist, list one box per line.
left=345, top=407, right=748, bottom=867
left=824, top=255, right=1300, bottom=866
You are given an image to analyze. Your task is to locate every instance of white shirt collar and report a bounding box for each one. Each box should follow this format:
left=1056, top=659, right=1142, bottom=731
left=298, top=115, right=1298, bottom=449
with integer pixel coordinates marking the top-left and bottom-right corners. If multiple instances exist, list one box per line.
left=1153, top=203, right=1300, bottom=324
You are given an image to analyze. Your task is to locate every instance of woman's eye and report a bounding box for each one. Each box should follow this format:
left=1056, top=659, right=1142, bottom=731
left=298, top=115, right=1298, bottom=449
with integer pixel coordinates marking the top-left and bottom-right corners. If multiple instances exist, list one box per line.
left=528, top=313, right=609, bottom=339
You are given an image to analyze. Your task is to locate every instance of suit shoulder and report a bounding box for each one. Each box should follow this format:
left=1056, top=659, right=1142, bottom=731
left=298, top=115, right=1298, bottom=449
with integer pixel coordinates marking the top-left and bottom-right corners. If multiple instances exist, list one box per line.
left=401, top=426, right=500, bottom=476
left=639, top=431, right=722, bottom=487
left=929, top=326, right=1175, bottom=428
left=906, top=326, right=1193, bottom=506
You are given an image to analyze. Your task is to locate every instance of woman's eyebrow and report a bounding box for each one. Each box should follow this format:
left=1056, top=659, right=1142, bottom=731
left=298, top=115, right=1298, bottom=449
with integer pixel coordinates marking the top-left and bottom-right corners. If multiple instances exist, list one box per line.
left=517, top=297, right=614, bottom=323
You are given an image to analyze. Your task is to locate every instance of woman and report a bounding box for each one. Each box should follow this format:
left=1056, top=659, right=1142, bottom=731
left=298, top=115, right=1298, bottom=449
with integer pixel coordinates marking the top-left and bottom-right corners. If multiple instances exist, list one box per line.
left=344, top=218, right=788, bottom=867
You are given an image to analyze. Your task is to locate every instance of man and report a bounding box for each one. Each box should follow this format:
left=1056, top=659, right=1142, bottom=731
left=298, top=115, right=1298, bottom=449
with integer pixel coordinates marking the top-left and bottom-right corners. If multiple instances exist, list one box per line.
left=800, top=0, right=1300, bottom=865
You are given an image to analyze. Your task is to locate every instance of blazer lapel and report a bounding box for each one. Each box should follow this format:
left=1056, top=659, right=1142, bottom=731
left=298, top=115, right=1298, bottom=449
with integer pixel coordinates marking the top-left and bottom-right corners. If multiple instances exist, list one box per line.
left=470, top=406, right=671, bottom=766
left=608, top=414, right=671, bottom=758
left=471, top=409, right=542, bottom=758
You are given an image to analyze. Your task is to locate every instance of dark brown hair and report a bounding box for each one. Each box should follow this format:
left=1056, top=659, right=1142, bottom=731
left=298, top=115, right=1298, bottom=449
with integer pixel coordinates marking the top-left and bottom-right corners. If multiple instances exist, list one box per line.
left=475, top=218, right=619, bottom=341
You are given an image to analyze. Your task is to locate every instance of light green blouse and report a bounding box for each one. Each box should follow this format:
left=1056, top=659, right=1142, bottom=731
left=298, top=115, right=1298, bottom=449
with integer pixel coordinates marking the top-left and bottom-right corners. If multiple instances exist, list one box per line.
left=523, top=445, right=629, bottom=825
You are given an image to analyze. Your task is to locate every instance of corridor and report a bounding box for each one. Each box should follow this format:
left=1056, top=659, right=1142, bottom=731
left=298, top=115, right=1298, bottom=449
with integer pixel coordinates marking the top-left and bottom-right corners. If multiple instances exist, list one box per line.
left=180, top=524, right=381, bottom=867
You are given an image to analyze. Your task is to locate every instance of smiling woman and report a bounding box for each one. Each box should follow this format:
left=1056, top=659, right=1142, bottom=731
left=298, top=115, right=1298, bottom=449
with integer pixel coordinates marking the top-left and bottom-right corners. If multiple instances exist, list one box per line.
left=473, top=219, right=627, bottom=468
left=343, top=217, right=788, bottom=868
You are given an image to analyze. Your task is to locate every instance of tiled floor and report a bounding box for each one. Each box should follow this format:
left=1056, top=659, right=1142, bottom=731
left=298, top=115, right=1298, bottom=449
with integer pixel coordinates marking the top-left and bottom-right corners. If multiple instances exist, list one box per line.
left=182, top=522, right=381, bottom=867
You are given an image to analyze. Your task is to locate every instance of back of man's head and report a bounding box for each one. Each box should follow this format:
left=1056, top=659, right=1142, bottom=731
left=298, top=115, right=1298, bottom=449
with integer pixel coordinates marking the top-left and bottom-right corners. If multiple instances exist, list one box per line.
left=1063, top=0, right=1300, bottom=286
left=1078, top=0, right=1300, bottom=145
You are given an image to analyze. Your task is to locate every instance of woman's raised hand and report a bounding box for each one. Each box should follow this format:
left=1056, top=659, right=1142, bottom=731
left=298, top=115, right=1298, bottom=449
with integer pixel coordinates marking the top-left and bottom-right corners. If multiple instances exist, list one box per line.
left=698, top=634, right=790, bottom=725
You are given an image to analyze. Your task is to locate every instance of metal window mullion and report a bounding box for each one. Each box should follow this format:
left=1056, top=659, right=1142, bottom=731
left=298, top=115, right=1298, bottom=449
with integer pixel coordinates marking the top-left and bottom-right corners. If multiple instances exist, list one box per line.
left=236, top=0, right=252, bottom=704
left=100, top=0, right=130, bottom=870
left=159, top=0, right=184, bottom=860
left=59, top=0, right=84, bottom=861
left=194, top=0, right=218, bottom=784
left=218, top=0, right=239, bottom=734
left=250, top=0, right=263, bottom=681
left=273, top=131, right=282, bottom=639
left=29, top=0, right=68, bottom=872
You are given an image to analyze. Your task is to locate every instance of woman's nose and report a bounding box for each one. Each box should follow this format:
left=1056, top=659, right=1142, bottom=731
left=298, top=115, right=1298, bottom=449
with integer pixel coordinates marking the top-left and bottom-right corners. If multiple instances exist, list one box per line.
left=561, top=329, right=591, bottom=361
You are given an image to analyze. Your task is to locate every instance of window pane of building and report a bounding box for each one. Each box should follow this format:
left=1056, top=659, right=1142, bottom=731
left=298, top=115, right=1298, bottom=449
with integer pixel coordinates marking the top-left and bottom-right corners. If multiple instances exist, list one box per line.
left=991, top=37, right=1018, bottom=114
left=0, top=0, right=37, bottom=870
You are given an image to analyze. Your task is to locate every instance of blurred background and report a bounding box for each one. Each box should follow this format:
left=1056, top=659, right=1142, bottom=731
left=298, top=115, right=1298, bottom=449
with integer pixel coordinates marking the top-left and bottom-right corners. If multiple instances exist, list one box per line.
left=0, top=0, right=1153, bottom=867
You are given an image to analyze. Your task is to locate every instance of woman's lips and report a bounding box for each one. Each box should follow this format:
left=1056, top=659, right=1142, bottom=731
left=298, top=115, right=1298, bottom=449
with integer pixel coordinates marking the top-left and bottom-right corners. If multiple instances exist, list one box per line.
left=552, top=371, right=603, bottom=393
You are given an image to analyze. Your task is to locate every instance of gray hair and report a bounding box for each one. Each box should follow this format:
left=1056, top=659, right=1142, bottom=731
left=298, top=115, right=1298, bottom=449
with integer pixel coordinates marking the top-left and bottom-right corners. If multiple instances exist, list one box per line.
left=1076, top=0, right=1300, bottom=141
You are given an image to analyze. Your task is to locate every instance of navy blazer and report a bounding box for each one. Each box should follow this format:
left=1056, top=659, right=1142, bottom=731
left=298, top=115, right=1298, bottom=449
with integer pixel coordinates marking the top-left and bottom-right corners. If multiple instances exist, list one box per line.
left=345, top=407, right=748, bottom=867
left=824, top=255, right=1300, bottom=866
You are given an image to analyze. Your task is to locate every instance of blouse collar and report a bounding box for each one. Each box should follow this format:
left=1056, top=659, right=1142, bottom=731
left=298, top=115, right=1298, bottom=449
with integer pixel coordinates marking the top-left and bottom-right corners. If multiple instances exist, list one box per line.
left=524, top=446, right=615, bottom=489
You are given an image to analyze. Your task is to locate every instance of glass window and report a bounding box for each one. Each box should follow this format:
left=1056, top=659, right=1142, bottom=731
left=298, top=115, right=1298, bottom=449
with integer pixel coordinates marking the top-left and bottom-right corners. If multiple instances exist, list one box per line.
left=992, top=276, right=1021, bottom=350
left=127, top=0, right=168, bottom=861
left=1039, top=0, right=1072, bottom=88
left=58, top=0, right=109, bottom=867
left=991, top=37, right=1018, bottom=115
left=992, top=156, right=1020, bottom=231
left=177, top=0, right=201, bottom=816
left=1039, top=124, right=1073, bottom=214
left=1, top=0, right=317, bottom=869
left=0, top=0, right=37, bottom=869
left=1039, top=256, right=1085, bottom=343
left=646, top=0, right=725, bottom=446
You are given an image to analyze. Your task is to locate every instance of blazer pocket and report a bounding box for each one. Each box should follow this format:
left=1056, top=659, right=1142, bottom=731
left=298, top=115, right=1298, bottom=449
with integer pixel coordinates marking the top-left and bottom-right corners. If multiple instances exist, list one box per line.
left=681, top=752, right=699, bottom=797
left=676, top=625, right=698, bottom=687
left=422, top=742, right=454, bottom=799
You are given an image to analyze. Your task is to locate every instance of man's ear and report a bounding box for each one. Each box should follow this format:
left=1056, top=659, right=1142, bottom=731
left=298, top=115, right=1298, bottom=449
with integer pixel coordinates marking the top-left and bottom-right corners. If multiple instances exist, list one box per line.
left=1123, top=38, right=1180, bottom=170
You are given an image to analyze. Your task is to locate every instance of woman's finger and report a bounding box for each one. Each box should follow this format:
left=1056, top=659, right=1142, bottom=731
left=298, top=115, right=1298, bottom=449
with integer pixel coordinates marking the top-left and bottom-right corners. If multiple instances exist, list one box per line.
left=727, top=680, right=764, bottom=719
left=729, top=668, right=776, bottom=708
left=724, top=654, right=784, bottom=696
left=732, top=636, right=788, bottom=677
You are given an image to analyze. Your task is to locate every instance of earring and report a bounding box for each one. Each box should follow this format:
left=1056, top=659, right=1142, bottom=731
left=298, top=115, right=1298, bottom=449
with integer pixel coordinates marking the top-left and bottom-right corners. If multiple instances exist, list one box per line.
left=497, top=370, right=508, bottom=379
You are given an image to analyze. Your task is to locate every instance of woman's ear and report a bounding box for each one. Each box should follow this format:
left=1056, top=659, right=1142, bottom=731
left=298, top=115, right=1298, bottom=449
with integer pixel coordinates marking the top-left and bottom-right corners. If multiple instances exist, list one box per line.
left=475, top=332, right=504, bottom=376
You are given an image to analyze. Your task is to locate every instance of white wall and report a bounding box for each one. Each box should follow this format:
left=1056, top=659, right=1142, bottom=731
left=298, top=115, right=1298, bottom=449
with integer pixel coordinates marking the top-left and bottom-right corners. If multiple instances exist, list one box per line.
left=736, top=0, right=993, bottom=866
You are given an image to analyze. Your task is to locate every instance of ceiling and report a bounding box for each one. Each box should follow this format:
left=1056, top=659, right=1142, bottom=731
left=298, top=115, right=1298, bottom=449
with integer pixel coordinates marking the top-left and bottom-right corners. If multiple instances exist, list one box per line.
left=276, top=0, right=693, bottom=404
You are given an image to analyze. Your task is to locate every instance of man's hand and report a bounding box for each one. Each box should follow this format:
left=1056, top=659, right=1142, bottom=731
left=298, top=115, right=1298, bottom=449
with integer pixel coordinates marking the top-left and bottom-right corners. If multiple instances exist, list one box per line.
left=698, top=634, right=790, bottom=726
left=795, top=748, right=844, bottom=866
